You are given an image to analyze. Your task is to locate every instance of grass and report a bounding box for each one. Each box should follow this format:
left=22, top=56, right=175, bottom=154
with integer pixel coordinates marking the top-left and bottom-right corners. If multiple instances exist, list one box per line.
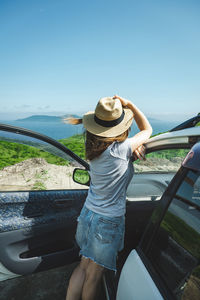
left=35, top=170, right=49, bottom=179
left=146, top=149, right=188, bottom=159
left=0, top=140, right=70, bottom=170
left=32, top=181, right=46, bottom=190
left=134, top=148, right=189, bottom=168
left=161, top=210, right=200, bottom=260
left=74, top=169, right=90, bottom=184
left=59, top=134, right=85, bottom=159
left=0, top=132, right=193, bottom=170
left=0, top=134, right=85, bottom=170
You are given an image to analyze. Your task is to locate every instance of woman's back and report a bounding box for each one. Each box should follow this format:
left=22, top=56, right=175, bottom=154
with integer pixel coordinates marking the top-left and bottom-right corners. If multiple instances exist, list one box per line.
left=85, top=139, right=134, bottom=217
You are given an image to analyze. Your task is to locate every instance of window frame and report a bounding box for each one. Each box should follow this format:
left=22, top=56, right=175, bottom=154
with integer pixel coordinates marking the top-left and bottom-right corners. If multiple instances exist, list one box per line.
left=0, top=123, right=89, bottom=170
left=137, top=153, right=200, bottom=299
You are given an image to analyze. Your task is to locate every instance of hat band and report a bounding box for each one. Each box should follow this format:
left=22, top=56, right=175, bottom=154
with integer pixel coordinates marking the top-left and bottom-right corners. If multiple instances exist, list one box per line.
left=94, top=110, right=125, bottom=128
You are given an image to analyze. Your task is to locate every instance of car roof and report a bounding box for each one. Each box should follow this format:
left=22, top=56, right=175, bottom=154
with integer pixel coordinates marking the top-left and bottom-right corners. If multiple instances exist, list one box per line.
left=145, top=127, right=200, bottom=150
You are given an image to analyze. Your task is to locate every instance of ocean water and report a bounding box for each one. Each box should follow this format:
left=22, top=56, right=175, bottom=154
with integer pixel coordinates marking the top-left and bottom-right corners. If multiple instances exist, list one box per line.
left=0, top=119, right=180, bottom=140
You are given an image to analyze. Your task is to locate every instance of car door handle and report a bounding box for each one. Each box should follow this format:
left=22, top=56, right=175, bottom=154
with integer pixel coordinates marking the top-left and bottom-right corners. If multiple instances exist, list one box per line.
left=25, top=212, right=44, bottom=218
left=54, top=199, right=74, bottom=208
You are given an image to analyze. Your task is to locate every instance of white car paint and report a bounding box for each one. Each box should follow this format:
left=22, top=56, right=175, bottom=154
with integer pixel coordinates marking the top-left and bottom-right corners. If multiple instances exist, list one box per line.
left=116, top=250, right=164, bottom=300
left=145, top=127, right=200, bottom=150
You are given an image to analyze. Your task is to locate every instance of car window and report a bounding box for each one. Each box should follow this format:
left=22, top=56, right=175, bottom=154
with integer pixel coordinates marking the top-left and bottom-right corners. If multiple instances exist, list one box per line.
left=134, top=149, right=189, bottom=174
left=127, top=148, right=189, bottom=203
left=0, top=130, right=86, bottom=191
left=146, top=169, right=200, bottom=299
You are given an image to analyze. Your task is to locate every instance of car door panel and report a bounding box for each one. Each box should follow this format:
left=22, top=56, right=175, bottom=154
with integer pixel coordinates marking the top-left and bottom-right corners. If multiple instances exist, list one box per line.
left=0, top=187, right=87, bottom=275
left=127, top=173, right=175, bottom=201
left=105, top=128, right=200, bottom=300
left=0, top=124, right=89, bottom=278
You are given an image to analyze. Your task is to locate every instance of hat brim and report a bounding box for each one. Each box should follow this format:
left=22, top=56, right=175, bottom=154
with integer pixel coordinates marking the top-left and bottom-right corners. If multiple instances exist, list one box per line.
left=83, top=108, right=134, bottom=137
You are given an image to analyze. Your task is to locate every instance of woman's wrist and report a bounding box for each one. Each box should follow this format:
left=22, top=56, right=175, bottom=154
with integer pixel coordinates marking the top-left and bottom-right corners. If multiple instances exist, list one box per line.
left=126, top=101, right=137, bottom=113
left=113, top=95, right=130, bottom=107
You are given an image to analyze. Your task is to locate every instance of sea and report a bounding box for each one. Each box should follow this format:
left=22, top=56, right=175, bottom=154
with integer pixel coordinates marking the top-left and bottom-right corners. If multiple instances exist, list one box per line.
left=0, top=119, right=180, bottom=140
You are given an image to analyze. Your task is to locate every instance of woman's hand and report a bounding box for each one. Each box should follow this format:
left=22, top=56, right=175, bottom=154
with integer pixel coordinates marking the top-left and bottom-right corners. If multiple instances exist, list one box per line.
left=113, top=95, right=128, bottom=107
left=133, top=145, right=146, bottom=161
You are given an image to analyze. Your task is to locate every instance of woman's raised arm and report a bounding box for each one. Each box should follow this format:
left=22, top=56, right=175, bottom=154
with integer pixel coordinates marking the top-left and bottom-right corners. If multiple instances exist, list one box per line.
left=113, top=95, right=153, bottom=152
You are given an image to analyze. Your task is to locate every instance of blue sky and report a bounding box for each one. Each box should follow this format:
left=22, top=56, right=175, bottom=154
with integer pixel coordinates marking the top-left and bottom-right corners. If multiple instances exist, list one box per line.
left=0, top=0, right=199, bottom=121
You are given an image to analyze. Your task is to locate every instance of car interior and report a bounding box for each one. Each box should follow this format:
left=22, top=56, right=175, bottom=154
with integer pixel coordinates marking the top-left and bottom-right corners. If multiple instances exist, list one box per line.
left=0, top=117, right=200, bottom=300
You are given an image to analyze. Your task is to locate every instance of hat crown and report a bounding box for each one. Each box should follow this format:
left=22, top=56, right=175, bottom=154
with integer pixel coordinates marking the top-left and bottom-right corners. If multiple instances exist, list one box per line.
left=95, top=97, right=123, bottom=121
left=82, top=96, right=133, bottom=137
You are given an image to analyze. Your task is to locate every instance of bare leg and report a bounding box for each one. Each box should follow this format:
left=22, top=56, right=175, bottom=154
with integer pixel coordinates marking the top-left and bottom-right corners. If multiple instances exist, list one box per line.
left=66, top=257, right=89, bottom=300
left=82, top=260, right=104, bottom=300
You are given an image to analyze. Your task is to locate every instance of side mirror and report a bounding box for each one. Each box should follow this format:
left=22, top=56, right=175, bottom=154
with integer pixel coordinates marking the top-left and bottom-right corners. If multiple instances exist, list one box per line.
left=73, top=168, right=90, bottom=186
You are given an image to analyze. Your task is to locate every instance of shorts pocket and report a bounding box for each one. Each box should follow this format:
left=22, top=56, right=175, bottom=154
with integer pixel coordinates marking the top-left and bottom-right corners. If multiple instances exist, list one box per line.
left=95, top=217, right=119, bottom=244
left=75, top=219, right=84, bottom=247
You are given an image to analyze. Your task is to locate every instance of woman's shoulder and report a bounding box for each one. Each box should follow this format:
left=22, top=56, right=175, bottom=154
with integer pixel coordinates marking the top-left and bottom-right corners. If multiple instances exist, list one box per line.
left=112, top=138, right=132, bottom=149
left=110, top=138, right=132, bottom=160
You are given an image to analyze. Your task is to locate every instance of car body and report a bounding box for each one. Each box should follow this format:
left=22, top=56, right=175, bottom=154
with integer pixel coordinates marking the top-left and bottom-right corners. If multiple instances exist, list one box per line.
left=116, top=141, right=200, bottom=300
left=0, top=116, right=200, bottom=300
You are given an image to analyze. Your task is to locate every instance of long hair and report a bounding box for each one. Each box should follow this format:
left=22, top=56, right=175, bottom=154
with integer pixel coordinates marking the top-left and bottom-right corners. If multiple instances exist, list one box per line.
left=85, top=130, right=129, bottom=160
left=64, top=117, right=129, bottom=161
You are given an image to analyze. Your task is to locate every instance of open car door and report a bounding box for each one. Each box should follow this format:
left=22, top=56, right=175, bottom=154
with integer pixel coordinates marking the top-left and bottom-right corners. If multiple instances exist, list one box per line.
left=116, top=142, right=200, bottom=300
left=122, top=124, right=200, bottom=259
left=104, top=117, right=200, bottom=300
left=0, top=124, right=89, bottom=299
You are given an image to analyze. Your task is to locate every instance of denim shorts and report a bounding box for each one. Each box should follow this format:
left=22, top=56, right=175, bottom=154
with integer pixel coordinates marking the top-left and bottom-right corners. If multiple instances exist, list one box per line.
left=75, top=205, right=125, bottom=272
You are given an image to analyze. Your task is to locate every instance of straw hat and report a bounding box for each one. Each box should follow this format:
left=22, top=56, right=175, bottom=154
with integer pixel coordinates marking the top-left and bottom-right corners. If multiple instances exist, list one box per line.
left=83, top=97, right=134, bottom=137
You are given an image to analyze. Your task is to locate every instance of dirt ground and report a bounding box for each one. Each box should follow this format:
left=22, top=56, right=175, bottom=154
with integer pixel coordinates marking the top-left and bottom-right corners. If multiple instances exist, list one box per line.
left=0, top=156, right=183, bottom=192
left=134, top=156, right=183, bottom=173
left=0, top=158, right=85, bottom=191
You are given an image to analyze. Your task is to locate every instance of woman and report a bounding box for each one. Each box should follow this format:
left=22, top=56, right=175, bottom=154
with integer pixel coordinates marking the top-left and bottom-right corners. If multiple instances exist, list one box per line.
left=66, top=95, right=152, bottom=300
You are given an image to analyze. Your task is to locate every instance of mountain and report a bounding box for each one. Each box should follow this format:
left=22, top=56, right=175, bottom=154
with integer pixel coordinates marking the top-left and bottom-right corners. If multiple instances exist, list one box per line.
left=16, top=114, right=80, bottom=122
left=17, top=114, right=160, bottom=122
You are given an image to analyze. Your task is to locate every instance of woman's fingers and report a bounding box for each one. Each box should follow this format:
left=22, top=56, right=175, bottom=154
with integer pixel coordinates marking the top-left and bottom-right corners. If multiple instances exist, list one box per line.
left=134, top=145, right=146, bottom=161
left=113, top=95, right=128, bottom=107
left=134, top=150, right=142, bottom=160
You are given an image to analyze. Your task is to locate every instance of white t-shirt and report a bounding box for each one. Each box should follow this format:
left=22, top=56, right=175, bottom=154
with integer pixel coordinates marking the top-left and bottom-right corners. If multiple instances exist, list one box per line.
left=85, top=138, right=134, bottom=217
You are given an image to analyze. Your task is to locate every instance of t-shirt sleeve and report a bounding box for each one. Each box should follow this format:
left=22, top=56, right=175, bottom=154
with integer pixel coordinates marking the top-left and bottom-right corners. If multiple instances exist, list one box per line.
left=110, top=139, right=133, bottom=160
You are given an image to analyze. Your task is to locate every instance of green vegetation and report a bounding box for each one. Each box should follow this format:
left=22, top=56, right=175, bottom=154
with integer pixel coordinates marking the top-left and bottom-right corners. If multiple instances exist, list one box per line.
left=35, top=170, right=48, bottom=179
left=0, top=133, right=191, bottom=170
left=74, top=169, right=90, bottom=185
left=0, top=140, right=70, bottom=170
left=32, top=181, right=46, bottom=190
left=134, top=148, right=188, bottom=166
left=162, top=211, right=200, bottom=259
left=160, top=210, right=200, bottom=279
left=59, top=134, right=85, bottom=159
left=0, top=134, right=85, bottom=170
left=146, top=149, right=188, bottom=159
